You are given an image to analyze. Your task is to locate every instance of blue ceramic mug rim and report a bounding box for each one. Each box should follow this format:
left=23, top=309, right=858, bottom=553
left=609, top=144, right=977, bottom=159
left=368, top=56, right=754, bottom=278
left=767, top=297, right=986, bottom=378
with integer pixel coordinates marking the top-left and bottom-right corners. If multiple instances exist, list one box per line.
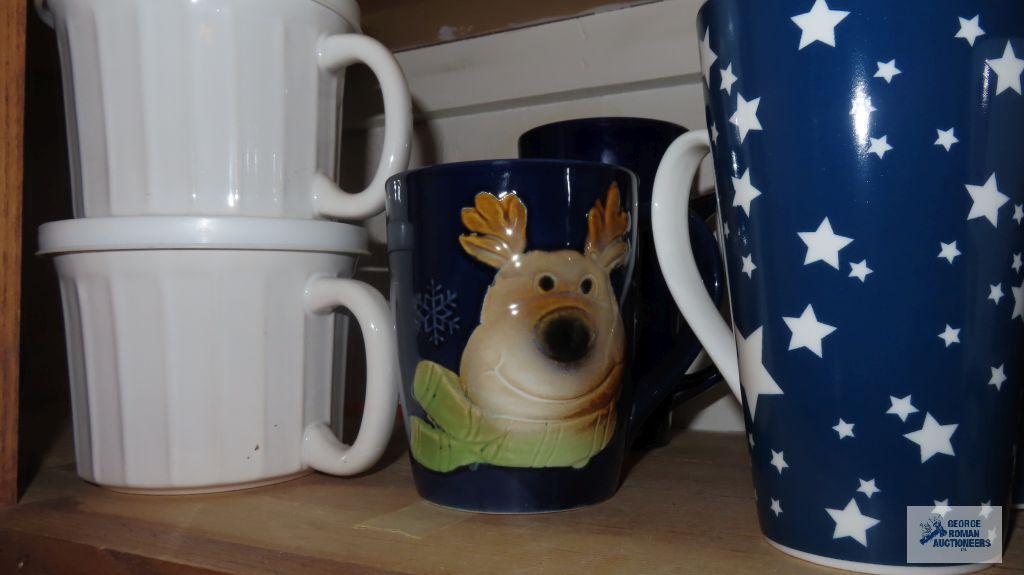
left=385, top=156, right=642, bottom=323
left=519, top=117, right=686, bottom=139
left=386, top=158, right=639, bottom=191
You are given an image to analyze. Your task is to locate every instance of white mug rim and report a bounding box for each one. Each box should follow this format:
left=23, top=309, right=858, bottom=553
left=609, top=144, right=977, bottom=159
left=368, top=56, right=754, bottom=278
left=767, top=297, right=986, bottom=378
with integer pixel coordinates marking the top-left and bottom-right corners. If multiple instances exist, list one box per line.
left=38, top=216, right=369, bottom=255
left=311, top=0, right=362, bottom=30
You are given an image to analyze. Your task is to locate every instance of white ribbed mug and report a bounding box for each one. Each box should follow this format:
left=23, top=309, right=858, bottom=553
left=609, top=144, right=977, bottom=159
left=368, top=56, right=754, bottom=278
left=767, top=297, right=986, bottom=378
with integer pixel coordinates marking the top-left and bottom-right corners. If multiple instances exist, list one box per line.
left=35, top=0, right=411, bottom=220
left=39, top=217, right=398, bottom=493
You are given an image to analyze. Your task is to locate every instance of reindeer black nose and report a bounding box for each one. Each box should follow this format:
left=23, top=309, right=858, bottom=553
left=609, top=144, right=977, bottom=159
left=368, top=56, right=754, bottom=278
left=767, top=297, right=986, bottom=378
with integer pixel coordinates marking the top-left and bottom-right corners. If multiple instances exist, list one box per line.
left=535, top=309, right=594, bottom=365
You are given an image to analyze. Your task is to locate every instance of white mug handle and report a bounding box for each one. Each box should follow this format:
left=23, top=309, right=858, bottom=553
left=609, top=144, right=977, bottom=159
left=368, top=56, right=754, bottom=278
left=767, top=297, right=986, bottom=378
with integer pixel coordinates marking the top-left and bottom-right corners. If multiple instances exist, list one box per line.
left=314, top=35, right=412, bottom=220
left=302, top=278, right=398, bottom=475
left=651, top=130, right=741, bottom=401
left=34, top=0, right=55, bottom=27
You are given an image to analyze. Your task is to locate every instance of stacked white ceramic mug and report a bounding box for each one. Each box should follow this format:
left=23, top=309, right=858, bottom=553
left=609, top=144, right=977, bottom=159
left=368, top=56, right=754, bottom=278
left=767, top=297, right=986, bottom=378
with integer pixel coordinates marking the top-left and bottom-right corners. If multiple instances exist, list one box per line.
left=35, top=0, right=411, bottom=493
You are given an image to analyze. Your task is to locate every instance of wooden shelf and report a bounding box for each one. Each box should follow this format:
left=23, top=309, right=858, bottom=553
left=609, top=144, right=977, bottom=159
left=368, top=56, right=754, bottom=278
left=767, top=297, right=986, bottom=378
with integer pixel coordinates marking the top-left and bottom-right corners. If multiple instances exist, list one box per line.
left=360, top=0, right=658, bottom=51
left=1, top=424, right=1022, bottom=574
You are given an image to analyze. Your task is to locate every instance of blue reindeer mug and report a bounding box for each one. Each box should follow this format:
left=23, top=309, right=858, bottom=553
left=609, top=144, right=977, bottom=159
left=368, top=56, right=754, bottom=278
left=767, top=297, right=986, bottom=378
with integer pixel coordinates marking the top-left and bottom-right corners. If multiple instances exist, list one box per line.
left=386, top=160, right=718, bottom=513
left=651, top=0, right=1024, bottom=572
left=519, top=118, right=725, bottom=448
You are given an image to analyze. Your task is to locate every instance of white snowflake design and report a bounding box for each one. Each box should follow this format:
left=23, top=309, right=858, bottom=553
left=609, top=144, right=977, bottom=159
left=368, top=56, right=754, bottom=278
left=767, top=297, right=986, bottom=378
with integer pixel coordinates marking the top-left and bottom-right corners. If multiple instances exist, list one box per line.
left=415, top=279, right=462, bottom=346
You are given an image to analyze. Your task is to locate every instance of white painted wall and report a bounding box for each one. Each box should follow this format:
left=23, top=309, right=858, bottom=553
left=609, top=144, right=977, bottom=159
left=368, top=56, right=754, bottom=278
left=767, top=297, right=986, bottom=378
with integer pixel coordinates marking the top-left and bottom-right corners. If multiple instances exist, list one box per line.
left=342, top=0, right=745, bottom=432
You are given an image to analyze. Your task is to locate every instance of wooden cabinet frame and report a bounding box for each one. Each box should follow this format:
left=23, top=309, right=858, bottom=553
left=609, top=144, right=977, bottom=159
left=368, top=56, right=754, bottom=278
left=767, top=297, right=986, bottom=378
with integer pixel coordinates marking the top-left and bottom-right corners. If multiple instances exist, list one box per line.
left=0, top=0, right=26, bottom=507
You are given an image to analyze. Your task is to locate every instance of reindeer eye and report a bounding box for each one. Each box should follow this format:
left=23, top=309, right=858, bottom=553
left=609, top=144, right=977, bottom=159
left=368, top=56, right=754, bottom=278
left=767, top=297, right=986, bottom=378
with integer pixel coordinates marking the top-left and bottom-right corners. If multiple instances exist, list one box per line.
left=536, top=274, right=556, bottom=293
left=580, top=276, right=595, bottom=295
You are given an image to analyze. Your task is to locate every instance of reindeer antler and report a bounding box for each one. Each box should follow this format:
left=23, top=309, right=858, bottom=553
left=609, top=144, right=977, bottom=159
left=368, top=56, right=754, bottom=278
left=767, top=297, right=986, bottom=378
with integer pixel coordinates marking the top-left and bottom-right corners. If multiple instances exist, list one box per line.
left=459, top=192, right=528, bottom=269
left=585, top=182, right=630, bottom=271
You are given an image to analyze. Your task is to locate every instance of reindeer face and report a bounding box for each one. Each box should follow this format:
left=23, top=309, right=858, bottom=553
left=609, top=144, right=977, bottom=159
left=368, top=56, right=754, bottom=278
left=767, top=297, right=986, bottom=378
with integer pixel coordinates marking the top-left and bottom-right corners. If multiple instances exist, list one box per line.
left=457, top=184, right=630, bottom=421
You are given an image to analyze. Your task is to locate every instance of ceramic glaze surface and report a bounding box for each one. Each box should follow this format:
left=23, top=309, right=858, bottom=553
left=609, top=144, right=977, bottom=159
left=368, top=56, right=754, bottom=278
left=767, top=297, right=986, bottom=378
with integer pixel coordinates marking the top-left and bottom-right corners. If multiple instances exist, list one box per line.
left=651, top=0, right=1024, bottom=570
left=39, top=0, right=411, bottom=220
left=519, top=118, right=724, bottom=442
left=387, top=160, right=716, bottom=513
left=1017, top=422, right=1024, bottom=507
left=43, top=219, right=399, bottom=491
left=57, top=250, right=347, bottom=490
left=410, top=185, right=630, bottom=473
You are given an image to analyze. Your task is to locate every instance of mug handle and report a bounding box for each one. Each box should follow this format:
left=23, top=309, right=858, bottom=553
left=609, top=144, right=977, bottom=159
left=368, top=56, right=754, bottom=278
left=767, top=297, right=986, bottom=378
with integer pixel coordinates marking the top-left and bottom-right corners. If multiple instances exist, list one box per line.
left=34, top=0, right=55, bottom=27
left=302, top=278, right=399, bottom=475
left=313, top=35, right=412, bottom=220
left=628, top=210, right=725, bottom=446
left=651, top=130, right=742, bottom=402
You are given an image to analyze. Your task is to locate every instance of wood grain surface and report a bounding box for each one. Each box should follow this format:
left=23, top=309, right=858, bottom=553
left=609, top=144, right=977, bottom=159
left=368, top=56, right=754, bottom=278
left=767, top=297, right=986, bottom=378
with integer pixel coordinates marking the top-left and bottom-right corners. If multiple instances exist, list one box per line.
left=360, top=0, right=659, bottom=51
left=0, top=0, right=27, bottom=508
left=1, top=425, right=1023, bottom=575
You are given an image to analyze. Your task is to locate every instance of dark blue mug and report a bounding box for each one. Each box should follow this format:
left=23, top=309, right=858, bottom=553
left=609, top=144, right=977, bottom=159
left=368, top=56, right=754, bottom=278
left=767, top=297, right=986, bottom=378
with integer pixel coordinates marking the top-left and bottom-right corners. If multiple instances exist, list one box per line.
left=652, top=0, right=1023, bottom=572
left=1014, top=421, right=1024, bottom=509
left=386, top=160, right=718, bottom=513
left=519, top=118, right=725, bottom=447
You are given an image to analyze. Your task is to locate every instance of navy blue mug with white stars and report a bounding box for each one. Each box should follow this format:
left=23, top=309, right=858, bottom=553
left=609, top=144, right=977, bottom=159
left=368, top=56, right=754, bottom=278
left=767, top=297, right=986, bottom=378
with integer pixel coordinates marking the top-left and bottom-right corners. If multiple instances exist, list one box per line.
left=1015, top=422, right=1024, bottom=509
left=651, top=0, right=1024, bottom=572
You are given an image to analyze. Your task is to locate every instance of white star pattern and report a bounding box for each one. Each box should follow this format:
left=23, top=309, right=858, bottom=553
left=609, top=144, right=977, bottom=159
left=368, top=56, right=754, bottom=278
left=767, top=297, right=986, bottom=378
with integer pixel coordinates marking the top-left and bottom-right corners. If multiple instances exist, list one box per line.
left=833, top=419, right=855, bottom=439
left=699, top=26, right=717, bottom=87
left=989, top=284, right=1005, bottom=305
left=965, top=173, right=1009, bottom=227
left=851, top=98, right=876, bottom=118
left=935, top=128, right=959, bottom=152
left=938, top=325, right=961, bottom=347
left=955, top=15, right=985, bottom=46
left=905, top=413, right=958, bottom=463
left=938, top=241, right=961, bottom=264
left=770, top=450, right=789, bottom=474
left=799, top=218, right=854, bottom=270
left=986, top=41, right=1024, bottom=96
left=732, top=169, right=762, bottom=217
left=783, top=305, right=837, bottom=358
left=1013, top=281, right=1024, bottom=322
left=932, top=499, right=953, bottom=517
left=720, top=63, right=738, bottom=94
left=849, top=260, right=872, bottom=282
left=850, top=96, right=876, bottom=117
left=867, top=135, right=893, bottom=159
left=887, top=395, right=918, bottom=422
left=742, top=254, right=757, bottom=278
left=857, top=479, right=880, bottom=499
left=791, top=0, right=850, bottom=50
left=683, top=5, right=1020, bottom=543
left=874, top=60, right=902, bottom=83
left=980, top=502, right=993, bottom=520
left=736, top=327, right=784, bottom=421
left=730, top=94, right=763, bottom=143
left=825, top=499, right=880, bottom=547
left=989, top=365, right=1007, bottom=391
